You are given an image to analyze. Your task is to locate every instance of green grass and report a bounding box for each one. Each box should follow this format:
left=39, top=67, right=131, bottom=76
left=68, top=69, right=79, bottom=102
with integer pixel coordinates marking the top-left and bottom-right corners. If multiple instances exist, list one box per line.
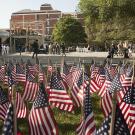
left=0, top=93, right=104, bottom=134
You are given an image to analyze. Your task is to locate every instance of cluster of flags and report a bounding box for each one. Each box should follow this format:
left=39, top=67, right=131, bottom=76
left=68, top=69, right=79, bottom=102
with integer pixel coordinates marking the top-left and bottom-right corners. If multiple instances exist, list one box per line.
left=0, top=58, right=134, bottom=135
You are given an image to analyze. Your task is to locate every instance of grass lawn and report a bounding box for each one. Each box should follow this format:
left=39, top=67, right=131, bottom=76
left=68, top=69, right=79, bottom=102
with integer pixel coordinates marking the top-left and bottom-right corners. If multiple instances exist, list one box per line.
left=0, top=93, right=104, bottom=134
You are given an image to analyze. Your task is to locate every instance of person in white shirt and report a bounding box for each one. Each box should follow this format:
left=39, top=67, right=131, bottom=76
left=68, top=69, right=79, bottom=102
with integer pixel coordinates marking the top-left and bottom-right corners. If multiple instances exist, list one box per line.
left=1, top=44, right=6, bottom=55
left=5, top=44, right=9, bottom=55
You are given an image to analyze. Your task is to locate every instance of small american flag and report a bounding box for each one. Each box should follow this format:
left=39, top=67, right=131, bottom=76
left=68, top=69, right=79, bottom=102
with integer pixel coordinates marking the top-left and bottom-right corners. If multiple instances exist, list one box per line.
left=71, top=71, right=88, bottom=107
left=22, top=81, right=39, bottom=102
left=96, top=106, right=130, bottom=135
left=16, top=91, right=27, bottom=118
left=28, top=83, right=59, bottom=135
left=98, top=68, right=112, bottom=97
left=49, top=72, right=74, bottom=112
left=101, top=90, right=112, bottom=117
left=119, top=83, right=135, bottom=135
left=76, top=82, right=96, bottom=135
left=108, top=73, right=123, bottom=94
left=2, top=103, right=13, bottom=135
left=0, top=65, right=5, bottom=82
left=16, top=63, right=26, bottom=82
left=94, top=67, right=106, bottom=87
left=61, top=61, right=72, bottom=89
left=0, top=88, right=10, bottom=121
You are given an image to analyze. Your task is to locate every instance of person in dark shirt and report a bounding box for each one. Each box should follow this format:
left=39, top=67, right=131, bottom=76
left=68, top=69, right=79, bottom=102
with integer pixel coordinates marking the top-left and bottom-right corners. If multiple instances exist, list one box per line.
left=61, top=43, right=66, bottom=56
left=32, top=40, right=39, bottom=59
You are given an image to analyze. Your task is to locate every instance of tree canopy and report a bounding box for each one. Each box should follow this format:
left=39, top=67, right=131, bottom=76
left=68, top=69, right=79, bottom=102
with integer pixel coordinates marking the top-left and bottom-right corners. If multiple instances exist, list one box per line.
left=79, top=0, right=135, bottom=44
left=52, top=16, right=87, bottom=46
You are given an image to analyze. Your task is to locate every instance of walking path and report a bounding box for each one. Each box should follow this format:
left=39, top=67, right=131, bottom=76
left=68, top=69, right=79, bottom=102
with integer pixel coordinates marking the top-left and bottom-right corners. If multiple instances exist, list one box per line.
left=0, top=51, right=134, bottom=65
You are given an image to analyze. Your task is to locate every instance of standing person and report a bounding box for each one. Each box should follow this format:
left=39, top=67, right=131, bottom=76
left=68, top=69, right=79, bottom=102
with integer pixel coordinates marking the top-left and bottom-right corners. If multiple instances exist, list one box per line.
left=123, top=41, right=129, bottom=58
left=110, top=44, right=115, bottom=58
left=32, top=39, right=39, bottom=59
left=61, top=43, right=66, bottom=56
left=6, top=44, right=9, bottom=55
left=1, top=43, right=6, bottom=55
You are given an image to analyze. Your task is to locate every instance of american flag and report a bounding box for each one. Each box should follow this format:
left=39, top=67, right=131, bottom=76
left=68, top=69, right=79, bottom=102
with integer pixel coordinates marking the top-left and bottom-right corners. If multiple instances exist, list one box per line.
left=76, top=82, right=96, bottom=135
left=0, top=65, right=5, bottom=82
left=26, top=59, right=35, bottom=73
left=71, top=71, right=88, bottom=107
left=2, top=103, right=13, bottom=135
left=107, top=64, right=117, bottom=79
left=90, top=64, right=99, bottom=79
left=120, top=65, right=132, bottom=87
left=94, top=67, right=106, bottom=87
left=16, top=91, right=27, bottom=118
left=61, top=61, right=72, bottom=89
left=77, top=80, right=89, bottom=105
left=125, top=65, right=133, bottom=78
left=4, top=64, right=9, bottom=84
left=28, top=83, right=59, bottom=135
left=108, top=73, right=123, bottom=94
left=16, top=63, right=26, bottom=82
left=96, top=106, right=130, bottom=135
left=7, top=68, right=16, bottom=90
left=8, top=62, right=16, bottom=82
left=119, top=83, right=135, bottom=135
left=0, top=88, right=10, bottom=121
left=22, top=81, right=39, bottom=102
left=98, top=68, right=112, bottom=97
left=49, top=72, right=74, bottom=112
left=101, top=90, right=112, bottom=117
left=38, top=64, right=45, bottom=83
left=71, top=67, right=82, bottom=86
left=26, top=63, right=36, bottom=82
left=90, top=79, right=100, bottom=94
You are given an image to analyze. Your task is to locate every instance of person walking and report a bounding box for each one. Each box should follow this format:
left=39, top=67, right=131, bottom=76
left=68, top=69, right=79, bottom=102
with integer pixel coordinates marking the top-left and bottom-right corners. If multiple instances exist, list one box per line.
left=61, top=43, right=66, bottom=56
left=32, top=39, right=39, bottom=59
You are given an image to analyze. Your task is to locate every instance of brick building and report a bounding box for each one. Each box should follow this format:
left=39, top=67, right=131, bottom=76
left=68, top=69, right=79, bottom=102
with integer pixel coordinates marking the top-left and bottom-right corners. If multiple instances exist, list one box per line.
left=10, top=3, right=84, bottom=39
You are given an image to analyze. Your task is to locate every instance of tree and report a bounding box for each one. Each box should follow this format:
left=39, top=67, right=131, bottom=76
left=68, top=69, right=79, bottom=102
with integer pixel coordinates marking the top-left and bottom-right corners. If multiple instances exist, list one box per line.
left=79, top=0, right=135, bottom=45
left=52, top=16, right=87, bottom=46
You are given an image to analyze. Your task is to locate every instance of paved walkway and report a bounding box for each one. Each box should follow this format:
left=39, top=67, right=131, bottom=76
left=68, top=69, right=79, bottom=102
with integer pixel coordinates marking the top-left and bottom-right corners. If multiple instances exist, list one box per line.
left=8, top=51, right=135, bottom=58
left=0, top=51, right=134, bottom=65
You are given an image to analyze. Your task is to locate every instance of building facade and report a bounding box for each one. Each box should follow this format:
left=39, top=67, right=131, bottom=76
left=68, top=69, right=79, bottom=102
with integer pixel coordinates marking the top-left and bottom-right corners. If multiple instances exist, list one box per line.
left=10, top=4, right=84, bottom=39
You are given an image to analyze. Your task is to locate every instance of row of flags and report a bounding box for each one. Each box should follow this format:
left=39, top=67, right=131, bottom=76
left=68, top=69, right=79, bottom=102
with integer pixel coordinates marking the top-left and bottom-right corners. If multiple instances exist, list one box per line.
left=0, top=58, right=134, bottom=134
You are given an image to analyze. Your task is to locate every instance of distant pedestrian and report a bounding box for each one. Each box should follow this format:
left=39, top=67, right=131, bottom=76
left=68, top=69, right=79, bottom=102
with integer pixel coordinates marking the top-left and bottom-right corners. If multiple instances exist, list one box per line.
left=61, top=43, right=66, bottom=56
left=1, top=43, right=6, bottom=55
left=128, top=47, right=132, bottom=58
left=32, top=40, right=39, bottom=59
left=6, top=44, right=9, bottom=54
left=110, top=44, right=115, bottom=58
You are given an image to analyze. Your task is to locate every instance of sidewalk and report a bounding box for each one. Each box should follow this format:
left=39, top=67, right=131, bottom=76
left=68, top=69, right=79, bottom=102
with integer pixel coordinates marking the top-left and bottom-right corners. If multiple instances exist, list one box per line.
left=9, top=51, right=135, bottom=58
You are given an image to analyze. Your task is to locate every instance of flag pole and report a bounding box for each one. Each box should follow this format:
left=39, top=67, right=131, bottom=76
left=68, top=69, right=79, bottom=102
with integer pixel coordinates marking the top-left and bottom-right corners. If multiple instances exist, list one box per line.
left=47, top=57, right=49, bottom=84
left=131, top=58, right=135, bottom=88
left=110, top=65, right=121, bottom=135
left=25, top=62, right=29, bottom=119
left=81, top=60, right=85, bottom=115
left=110, top=90, right=117, bottom=135
left=12, top=84, right=17, bottom=135
left=60, top=56, right=64, bottom=74
left=10, top=61, right=17, bottom=135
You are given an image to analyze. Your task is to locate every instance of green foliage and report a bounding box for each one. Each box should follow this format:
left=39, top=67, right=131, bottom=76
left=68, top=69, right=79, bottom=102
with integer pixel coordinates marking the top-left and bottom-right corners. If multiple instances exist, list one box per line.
left=79, top=0, right=135, bottom=44
left=52, top=16, right=87, bottom=46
